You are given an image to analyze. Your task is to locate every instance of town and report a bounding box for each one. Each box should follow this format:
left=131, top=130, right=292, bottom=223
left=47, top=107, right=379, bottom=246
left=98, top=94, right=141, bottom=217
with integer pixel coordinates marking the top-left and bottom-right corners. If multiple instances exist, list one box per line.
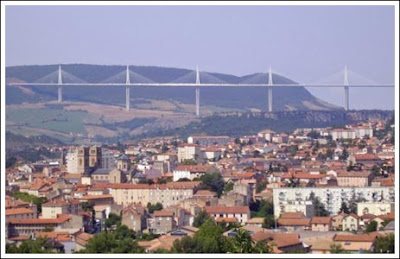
left=5, top=117, right=395, bottom=254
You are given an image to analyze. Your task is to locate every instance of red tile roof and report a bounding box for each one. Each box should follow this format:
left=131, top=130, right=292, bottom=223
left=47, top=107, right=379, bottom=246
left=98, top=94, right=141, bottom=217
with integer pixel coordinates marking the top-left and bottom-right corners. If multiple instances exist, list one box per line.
left=311, top=217, right=331, bottom=224
left=278, top=218, right=311, bottom=226
left=6, top=208, right=34, bottom=216
left=154, top=210, right=174, bottom=217
left=8, top=214, right=71, bottom=225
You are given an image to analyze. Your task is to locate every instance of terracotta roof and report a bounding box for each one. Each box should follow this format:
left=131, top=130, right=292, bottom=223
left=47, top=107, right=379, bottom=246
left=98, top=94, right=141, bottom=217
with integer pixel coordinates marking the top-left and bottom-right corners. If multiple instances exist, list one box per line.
left=311, top=217, right=331, bottom=224
left=109, top=181, right=200, bottom=190
left=194, top=190, right=217, bottom=197
left=75, top=232, right=93, bottom=246
left=6, top=208, right=34, bottom=216
left=205, top=205, right=250, bottom=214
left=280, top=212, right=304, bottom=219
left=278, top=218, right=311, bottom=226
left=8, top=214, right=71, bottom=225
left=344, top=213, right=359, bottom=220
left=42, top=200, right=69, bottom=207
left=79, top=194, right=113, bottom=200
left=154, top=210, right=174, bottom=217
left=333, top=233, right=378, bottom=242
left=354, top=154, right=380, bottom=160
left=8, top=235, right=31, bottom=241
left=271, top=233, right=301, bottom=248
left=246, top=217, right=265, bottom=224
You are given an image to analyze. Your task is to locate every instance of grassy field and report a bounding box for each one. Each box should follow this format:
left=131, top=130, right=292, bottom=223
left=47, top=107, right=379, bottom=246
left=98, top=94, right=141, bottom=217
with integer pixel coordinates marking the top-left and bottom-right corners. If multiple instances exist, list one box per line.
left=6, top=108, right=89, bottom=134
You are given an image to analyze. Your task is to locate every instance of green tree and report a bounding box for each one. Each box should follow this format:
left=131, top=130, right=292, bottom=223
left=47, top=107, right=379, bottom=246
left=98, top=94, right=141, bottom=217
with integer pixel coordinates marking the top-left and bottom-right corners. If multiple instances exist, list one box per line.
left=12, top=192, right=47, bottom=214
left=81, top=201, right=93, bottom=212
left=374, top=233, right=394, bottom=253
left=105, top=212, right=121, bottom=228
left=262, top=215, right=276, bottom=229
left=309, top=192, right=329, bottom=217
left=77, top=225, right=144, bottom=253
left=365, top=220, right=378, bottom=233
left=192, top=210, right=210, bottom=228
left=6, top=238, right=57, bottom=253
left=223, top=181, right=234, bottom=194
left=181, top=159, right=197, bottom=165
left=338, top=202, right=350, bottom=214
left=199, top=172, right=225, bottom=197
left=147, top=202, right=163, bottom=213
left=330, top=243, right=349, bottom=253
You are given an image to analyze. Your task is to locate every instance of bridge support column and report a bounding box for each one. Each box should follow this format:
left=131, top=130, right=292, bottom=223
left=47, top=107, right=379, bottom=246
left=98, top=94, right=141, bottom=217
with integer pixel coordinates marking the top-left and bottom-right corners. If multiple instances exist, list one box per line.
left=267, top=66, right=273, bottom=112
left=344, top=86, right=349, bottom=111
left=268, top=86, right=272, bottom=112
left=196, top=87, right=200, bottom=117
left=126, top=86, right=130, bottom=111
left=195, top=66, right=200, bottom=117
left=58, top=85, right=63, bottom=103
left=58, top=65, right=63, bottom=103
left=344, top=65, right=349, bottom=111
left=125, top=65, right=131, bottom=111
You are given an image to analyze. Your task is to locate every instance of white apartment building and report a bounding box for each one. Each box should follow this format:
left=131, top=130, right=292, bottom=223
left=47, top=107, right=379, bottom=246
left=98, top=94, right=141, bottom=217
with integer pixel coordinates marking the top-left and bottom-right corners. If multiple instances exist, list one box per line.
left=273, top=186, right=395, bottom=219
left=66, top=151, right=78, bottom=174
left=177, top=144, right=201, bottom=163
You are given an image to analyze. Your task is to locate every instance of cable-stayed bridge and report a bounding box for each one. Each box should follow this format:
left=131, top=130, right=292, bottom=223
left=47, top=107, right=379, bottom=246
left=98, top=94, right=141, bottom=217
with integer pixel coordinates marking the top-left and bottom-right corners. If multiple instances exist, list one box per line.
left=6, top=65, right=394, bottom=116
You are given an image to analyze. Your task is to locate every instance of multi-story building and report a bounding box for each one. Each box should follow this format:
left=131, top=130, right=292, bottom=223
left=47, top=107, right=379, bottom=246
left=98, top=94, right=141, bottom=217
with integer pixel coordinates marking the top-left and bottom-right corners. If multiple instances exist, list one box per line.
left=41, top=200, right=82, bottom=219
left=187, top=136, right=230, bottom=146
left=204, top=205, right=250, bottom=224
left=101, top=149, right=116, bottom=170
left=336, top=171, right=373, bottom=187
left=258, top=130, right=276, bottom=142
left=66, top=146, right=102, bottom=174
left=151, top=210, right=176, bottom=234
left=177, top=144, right=201, bottom=163
left=173, top=164, right=216, bottom=181
left=108, top=182, right=200, bottom=207
left=273, top=186, right=395, bottom=218
left=357, top=202, right=394, bottom=216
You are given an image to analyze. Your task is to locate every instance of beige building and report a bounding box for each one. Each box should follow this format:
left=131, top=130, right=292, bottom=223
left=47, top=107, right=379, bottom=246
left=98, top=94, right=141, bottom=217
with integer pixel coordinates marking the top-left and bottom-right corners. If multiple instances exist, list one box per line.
left=66, top=146, right=102, bottom=174
left=177, top=144, right=201, bottom=163
left=331, top=213, right=348, bottom=230
left=150, top=210, right=176, bottom=234
left=311, top=217, right=331, bottom=232
left=342, top=213, right=359, bottom=231
left=204, top=205, right=250, bottom=224
left=357, top=202, right=393, bottom=216
left=6, top=208, right=35, bottom=221
left=7, top=214, right=83, bottom=237
left=108, top=182, right=200, bottom=207
left=336, top=171, right=372, bottom=187
left=41, top=200, right=82, bottom=219
left=121, top=204, right=147, bottom=232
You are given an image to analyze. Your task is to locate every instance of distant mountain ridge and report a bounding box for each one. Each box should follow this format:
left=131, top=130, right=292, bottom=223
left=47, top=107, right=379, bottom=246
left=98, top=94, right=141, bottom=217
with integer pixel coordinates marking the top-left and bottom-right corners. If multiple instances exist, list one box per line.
left=6, top=64, right=340, bottom=111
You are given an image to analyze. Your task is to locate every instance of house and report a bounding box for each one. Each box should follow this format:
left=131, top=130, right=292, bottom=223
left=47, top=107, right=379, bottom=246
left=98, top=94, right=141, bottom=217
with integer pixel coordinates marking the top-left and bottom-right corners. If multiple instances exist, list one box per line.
left=172, top=164, right=216, bottom=181
left=331, top=213, right=348, bottom=230
left=342, top=213, right=359, bottom=231
left=302, top=233, right=336, bottom=254
left=251, top=231, right=309, bottom=253
left=245, top=217, right=265, bottom=228
left=74, top=232, right=93, bottom=252
left=151, top=210, right=176, bottom=234
left=277, top=218, right=311, bottom=231
left=332, top=233, right=379, bottom=253
left=121, top=203, right=147, bottom=232
left=204, top=205, right=250, bottom=224
left=311, top=217, right=331, bottom=231
left=6, top=208, right=35, bottom=221
left=336, top=171, right=372, bottom=187
left=41, top=200, right=82, bottom=219
left=7, top=214, right=83, bottom=236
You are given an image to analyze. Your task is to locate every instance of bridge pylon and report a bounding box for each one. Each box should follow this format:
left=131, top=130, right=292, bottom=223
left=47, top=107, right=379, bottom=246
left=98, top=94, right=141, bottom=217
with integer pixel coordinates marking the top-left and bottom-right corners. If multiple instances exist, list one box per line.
left=268, top=66, right=273, bottom=112
left=196, top=66, right=200, bottom=117
left=344, top=65, right=349, bottom=111
left=126, top=65, right=130, bottom=111
left=58, top=65, right=63, bottom=103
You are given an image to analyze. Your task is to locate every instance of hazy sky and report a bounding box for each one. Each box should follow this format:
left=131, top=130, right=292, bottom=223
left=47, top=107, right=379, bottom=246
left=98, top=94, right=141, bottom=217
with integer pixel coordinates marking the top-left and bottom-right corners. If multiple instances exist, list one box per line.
left=5, top=5, right=395, bottom=109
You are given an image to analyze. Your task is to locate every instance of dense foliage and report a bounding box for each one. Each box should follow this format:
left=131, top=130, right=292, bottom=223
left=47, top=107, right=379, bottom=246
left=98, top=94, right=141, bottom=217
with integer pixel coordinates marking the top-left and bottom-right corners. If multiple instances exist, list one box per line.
left=147, top=202, right=163, bottom=213
left=6, top=238, right=58, bottom=253
left=198, top=172, right=225, bottom=197
left=192, top=210, right=210, bottom=228
left=77, top=225, right=144, bottom=253
left=12, top=192, right=47, bottom=214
